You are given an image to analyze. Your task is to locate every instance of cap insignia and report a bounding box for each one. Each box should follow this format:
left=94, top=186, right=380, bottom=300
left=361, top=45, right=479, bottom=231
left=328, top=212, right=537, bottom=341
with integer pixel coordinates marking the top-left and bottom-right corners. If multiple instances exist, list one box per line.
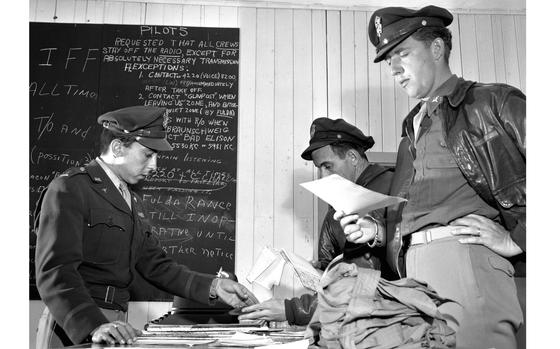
left=375, top=16, right=382, bottom=38
left=310, top=124, right=316, bottom=138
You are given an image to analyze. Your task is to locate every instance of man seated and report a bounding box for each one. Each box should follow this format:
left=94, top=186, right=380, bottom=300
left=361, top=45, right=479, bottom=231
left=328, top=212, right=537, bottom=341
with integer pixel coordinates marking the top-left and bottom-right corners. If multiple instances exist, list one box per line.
left=239, top=117, right=393, bottom=325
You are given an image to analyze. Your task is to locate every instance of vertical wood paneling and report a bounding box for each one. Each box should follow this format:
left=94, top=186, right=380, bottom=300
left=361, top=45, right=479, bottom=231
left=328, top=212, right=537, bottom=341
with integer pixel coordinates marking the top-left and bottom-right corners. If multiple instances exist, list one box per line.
left=458, top=14, right=479, bottom=81
left=202, top=5, right=220, bottom=27
left=340, top=11, right=355, bottom=123
left=326, top=10, right=341, bottom=117
left=273, top=9, right=295, bottom=299
left=379, top=53, right=396, bottom=151
left=311, top=10, right=327, bottom=118
left=448, top=17, right=462, bottom=78
left=292, top=9, right=315, bottom=288
left=475, top=15, right=496, bottom=83
left=54, top=0, right=76, bottom=22
left=491, top=15, right=507, bottom=84
left=85, top=0, right=105, bottom=24
left=30, top=0, right=39, bottom=21
left=74, top=0, right=89, bottom=23
left=122, top=2, right=145, bottom=24
left=35, top=0, right=56, bottom=21
left=514, top=15, right=526, bottom=92
left=366, top=11, right=383, bottom=152
left=311, top=9, right=328, bottom=250
left=354, top=11, right=368, bottom=133
left=161, top=4, right=183, bottom=25
left=253, top=8, right=275, bottom=272
left=144, top=3, right=164, bottom=24
left=236, top=7, right=257, bottom=286
left=103, top=1, right=124, bottom=24
left=182, top=5, right=201, bottom=26
left=500, top=16, right=521, bottom=89
left=219, top=6, right=238, bottom=27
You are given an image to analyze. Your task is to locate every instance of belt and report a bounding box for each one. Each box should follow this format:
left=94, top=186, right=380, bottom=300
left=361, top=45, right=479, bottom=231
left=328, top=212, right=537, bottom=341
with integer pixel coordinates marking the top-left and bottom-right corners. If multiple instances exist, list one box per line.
left=87, top=284, right=130, bottom=311
left=409, top=226, right=455, bottom=246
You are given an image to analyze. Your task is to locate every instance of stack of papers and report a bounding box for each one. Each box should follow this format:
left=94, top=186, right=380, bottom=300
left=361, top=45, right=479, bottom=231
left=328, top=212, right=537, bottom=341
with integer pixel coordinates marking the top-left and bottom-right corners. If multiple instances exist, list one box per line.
left=217, top=332, right=275, bottom=347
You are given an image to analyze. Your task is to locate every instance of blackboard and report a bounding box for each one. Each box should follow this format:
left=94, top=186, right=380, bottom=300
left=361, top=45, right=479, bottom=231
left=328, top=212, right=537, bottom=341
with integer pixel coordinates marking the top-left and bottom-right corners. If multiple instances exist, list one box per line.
left=29, top=22, right=239, bottom=301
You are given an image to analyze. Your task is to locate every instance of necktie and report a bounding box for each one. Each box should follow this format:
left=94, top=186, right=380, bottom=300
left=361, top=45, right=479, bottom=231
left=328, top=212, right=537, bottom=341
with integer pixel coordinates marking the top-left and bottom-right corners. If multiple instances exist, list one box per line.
left=118, top=182, right=131, bottom=209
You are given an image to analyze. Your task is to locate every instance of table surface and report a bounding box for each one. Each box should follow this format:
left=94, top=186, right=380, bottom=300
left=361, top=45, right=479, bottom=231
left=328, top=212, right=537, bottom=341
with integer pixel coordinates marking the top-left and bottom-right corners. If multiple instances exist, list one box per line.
left=67, top=329, right=310, bottom=348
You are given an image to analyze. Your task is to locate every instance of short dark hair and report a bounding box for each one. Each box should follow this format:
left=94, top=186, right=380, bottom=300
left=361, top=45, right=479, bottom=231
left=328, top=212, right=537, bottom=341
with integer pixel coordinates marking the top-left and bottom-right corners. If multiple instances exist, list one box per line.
left=411, top=26, right=452, bottom=63
left=330, top=142, right=368, bottom=160
left=99, top=128, right=136, bottom=154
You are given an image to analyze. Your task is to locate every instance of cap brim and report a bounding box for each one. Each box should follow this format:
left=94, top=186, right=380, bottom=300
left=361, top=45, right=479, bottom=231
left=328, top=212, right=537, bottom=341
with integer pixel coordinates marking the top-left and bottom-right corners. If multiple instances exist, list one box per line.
left=301, top=140, right=334, bottom=160
left=137, top=137, right=173, bottom=151
left=373, top=33, right=412, bottom=63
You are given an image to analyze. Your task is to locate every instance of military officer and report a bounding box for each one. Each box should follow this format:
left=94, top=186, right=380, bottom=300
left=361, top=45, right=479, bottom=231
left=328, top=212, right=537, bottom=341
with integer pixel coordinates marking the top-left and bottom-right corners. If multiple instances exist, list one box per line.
left=34, top=106, right=257, bottom=347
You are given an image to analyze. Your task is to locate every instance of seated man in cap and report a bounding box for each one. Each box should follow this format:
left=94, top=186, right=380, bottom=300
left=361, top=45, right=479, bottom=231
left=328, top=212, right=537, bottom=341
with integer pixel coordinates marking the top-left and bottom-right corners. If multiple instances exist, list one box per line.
left=238, top=117, right=394, bottom=326
left=338, top=5, right=525, bottom=349
left=34, top=106, right=258, bottom=348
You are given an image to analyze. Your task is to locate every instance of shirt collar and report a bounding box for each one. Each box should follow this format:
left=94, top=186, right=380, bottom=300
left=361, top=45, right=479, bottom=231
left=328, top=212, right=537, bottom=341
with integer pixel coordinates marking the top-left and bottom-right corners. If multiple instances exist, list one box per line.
left=423, top=74, right=459, bottom=116
left=95, top=157, right=125, bottom=190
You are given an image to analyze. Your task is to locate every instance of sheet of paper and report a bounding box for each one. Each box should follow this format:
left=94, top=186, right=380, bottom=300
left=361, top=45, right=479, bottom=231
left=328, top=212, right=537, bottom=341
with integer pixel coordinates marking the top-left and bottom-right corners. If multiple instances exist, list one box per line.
left=280, top=249, right=321, bottom=291
left=256, top=339, right=310, bottom=349
left=300, top=174, right=407, bottom=215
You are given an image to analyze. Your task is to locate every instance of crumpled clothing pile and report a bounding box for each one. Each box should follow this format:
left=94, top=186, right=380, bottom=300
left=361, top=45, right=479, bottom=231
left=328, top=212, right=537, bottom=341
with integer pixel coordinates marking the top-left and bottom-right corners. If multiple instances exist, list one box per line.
left=306, top=262, right=456, bottom=348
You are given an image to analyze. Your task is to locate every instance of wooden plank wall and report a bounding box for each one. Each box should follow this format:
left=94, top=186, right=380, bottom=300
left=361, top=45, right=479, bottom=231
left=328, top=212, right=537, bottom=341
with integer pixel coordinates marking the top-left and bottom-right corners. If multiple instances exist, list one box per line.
left=28, top=0, right=526, bottom=346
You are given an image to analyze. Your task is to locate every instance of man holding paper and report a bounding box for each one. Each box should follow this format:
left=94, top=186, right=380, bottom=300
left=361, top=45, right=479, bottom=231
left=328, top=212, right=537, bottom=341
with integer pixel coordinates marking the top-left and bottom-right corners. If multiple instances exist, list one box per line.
left=239, top=117, right=394, bottom=325
left=338, top=5, right=525, bottom=349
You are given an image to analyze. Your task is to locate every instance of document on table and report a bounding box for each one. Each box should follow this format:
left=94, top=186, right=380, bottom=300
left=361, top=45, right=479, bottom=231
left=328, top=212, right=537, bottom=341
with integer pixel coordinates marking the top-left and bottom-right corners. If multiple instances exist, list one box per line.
left=300, top=174, right=407, bottom=216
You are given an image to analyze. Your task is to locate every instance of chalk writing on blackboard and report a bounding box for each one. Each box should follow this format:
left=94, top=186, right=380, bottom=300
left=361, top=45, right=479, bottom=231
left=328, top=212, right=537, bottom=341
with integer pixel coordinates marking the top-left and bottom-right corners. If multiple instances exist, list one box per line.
left=29, top=22, right=239, bottom=301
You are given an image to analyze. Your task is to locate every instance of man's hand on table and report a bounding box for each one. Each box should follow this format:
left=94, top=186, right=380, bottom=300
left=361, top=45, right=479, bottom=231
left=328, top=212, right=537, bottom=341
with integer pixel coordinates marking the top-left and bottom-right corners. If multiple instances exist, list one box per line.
left=90, top=321, right=141, bottom=345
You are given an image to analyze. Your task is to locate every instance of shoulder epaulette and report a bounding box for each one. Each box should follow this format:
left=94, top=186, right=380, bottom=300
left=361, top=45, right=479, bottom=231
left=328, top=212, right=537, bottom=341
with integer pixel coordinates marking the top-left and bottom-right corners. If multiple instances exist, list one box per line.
left=59, top=166, right=88, bottom=178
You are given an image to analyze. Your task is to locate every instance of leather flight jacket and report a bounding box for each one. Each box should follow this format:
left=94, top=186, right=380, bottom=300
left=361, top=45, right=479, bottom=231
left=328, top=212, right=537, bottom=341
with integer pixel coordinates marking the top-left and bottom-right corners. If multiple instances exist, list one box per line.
left=386, top=78, right=526, bottom=277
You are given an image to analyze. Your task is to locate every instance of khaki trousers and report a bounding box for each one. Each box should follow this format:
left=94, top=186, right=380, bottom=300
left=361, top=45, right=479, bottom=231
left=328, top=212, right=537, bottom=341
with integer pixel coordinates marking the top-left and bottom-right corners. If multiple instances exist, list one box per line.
left=35, top=306, right=126, bottom=348
left=405, top=236, right=523, bottom=349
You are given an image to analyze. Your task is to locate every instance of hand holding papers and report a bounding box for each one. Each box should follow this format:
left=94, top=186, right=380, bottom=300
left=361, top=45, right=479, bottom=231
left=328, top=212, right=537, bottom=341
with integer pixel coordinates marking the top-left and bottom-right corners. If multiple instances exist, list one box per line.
left=300, top=174, right=406, bottom=216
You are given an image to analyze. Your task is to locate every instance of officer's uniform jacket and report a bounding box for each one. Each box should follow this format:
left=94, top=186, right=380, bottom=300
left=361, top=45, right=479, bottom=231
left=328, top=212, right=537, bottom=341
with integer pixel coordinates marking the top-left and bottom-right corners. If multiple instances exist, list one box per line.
left=386, top=77, right=526, bottom=277
left=34, top=160, right=214, bottom=344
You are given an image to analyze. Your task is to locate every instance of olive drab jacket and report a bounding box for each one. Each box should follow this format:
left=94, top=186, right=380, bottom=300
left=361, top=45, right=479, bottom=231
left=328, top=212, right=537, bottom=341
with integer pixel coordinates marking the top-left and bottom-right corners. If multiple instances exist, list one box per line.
left=386, top=78, right=526, bottom=277
left=34, top=160, right=214, bottom=344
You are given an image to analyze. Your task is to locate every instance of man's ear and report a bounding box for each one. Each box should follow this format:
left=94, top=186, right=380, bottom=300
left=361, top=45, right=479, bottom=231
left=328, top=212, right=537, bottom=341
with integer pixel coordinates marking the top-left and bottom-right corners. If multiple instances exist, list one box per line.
left=110, top=139, right=124, bottom=157
left=431, top=37, right=445, bottom=61
left=347, top=149, right=359, bottom=165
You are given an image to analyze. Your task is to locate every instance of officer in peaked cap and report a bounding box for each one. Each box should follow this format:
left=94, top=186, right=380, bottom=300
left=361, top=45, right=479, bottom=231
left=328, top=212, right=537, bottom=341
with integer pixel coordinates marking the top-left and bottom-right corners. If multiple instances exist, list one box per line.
left=97, top=105, right=173, bottom=151
left=339, top=4, right=526, bottom=349
left=239, top=117, right=393, bottom=326
left=34, top=105, right=258, bottom=348
left=301, top=117, right=375, bottom=160
left=368, top=5, right=453, bottom=63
